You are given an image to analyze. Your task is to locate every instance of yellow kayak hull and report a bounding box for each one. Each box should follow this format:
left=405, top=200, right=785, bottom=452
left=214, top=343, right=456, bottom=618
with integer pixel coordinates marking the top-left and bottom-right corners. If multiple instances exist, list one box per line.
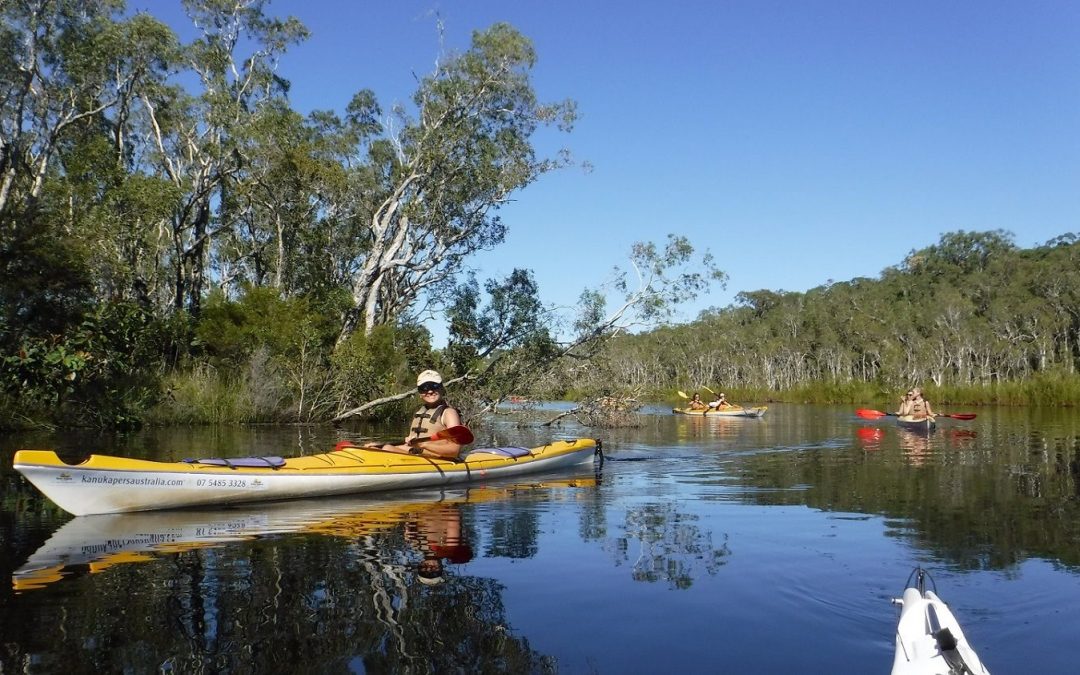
left=672, top=406, right=767, bottom=418
left=13, top=439, right=599, bottom=516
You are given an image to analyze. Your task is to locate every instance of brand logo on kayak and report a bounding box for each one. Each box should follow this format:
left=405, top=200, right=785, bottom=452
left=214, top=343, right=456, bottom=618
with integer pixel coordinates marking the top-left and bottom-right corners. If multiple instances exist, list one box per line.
left=56, top=472, right=73, bottom=482
left=251, top=479, right=264, bottom=488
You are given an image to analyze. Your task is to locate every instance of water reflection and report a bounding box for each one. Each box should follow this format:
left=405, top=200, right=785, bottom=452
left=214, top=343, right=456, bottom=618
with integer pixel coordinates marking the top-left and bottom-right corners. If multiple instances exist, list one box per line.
left=856, top=426, right=884, bottom=451
left=4, top=407, right=1080, bottom=673
left=13, top=475, right=597, bottom=593
left=897, top=428, right=932, bottom=466
left=405, top=502, right=472, bottom=585
left=613, top=502, right=730, bottom=589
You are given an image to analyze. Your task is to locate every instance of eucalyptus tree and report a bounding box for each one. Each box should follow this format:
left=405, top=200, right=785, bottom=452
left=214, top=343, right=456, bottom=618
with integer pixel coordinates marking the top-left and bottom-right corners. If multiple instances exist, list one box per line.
left=1, top=0, right=119, bottom=214
left=1032, top=235, right=1080, bottom=373
left=332, top=234, right=724, bottom=420
left=337, top=22, right=579, bottom=340
left=137, top=0, right=308, bottom=314
left=215, top=102, right=347, bottom=298
left=0, top=1, right=176, bottom=264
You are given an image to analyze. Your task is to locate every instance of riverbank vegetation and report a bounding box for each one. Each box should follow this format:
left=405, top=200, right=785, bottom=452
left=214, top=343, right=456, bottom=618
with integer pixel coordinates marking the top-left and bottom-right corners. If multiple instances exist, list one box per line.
left=557, top=230, right=1080, bottom=408
left=0, top=1, right=721, bottom=429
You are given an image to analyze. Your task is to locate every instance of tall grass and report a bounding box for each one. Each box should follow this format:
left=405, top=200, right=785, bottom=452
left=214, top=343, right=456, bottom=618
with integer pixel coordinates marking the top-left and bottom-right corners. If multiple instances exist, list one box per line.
left=929, top=371, right=1080, bottom=407
left=148, top=357, right=287, bottom=425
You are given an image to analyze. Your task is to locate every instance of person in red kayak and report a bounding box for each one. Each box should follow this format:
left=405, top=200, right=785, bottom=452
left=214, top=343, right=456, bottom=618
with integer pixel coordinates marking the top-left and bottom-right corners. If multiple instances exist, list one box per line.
left=897, top=387, right=934, bottom=420
left=369, top=369, right=464, bottom=459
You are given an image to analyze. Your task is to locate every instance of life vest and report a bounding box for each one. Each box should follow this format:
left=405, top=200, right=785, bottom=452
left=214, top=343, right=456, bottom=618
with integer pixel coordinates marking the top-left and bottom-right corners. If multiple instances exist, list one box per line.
left=406, top=403, right=453, bottom=442
left=910, top=398, right=929, bottom=417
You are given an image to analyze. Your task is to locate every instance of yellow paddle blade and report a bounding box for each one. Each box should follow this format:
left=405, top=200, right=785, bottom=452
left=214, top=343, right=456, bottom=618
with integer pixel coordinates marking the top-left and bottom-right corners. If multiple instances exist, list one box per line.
left=677, top=390, right=688, bottom=399
left=701, top=385, right=716, bottom=395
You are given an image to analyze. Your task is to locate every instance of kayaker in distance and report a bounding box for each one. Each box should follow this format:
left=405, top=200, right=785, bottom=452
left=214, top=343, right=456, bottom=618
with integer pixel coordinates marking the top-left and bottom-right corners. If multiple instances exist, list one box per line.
left=896, top=387, right=934, bottom=419
left=688, top=393, right=708, bottom=410
left=708, top=392, right=729, bottom=409
left=368, top=370, right=465, bottom=459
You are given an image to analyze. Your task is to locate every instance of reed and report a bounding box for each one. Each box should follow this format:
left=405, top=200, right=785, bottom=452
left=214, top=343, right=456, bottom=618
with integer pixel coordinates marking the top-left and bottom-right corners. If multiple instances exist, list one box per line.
left=928, top=372, right=1080, bottom=407
left=148, top=363, right=288, bottom=425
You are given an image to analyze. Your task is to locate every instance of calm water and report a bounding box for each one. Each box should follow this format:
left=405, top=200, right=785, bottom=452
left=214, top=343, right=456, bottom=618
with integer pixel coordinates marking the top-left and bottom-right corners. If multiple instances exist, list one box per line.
left=2, top=403, right=1078, bottom=673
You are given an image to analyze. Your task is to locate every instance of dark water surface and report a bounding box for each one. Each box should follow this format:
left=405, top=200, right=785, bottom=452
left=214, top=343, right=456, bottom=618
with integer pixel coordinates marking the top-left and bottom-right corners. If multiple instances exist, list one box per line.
left=2, top=403, right=1078, bottom=673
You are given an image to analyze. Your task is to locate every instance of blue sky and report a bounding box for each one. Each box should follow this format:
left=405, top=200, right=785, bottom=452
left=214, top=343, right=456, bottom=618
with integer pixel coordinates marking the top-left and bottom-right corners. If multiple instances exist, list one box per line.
left=140, top=0, right=1080, bottom=331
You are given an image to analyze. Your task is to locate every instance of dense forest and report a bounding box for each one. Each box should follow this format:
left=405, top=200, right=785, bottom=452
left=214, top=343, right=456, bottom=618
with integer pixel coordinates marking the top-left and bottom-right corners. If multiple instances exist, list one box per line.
left=1, top=2, right=1075, bottom=430
left=565, top=229, right=1080, bottom=406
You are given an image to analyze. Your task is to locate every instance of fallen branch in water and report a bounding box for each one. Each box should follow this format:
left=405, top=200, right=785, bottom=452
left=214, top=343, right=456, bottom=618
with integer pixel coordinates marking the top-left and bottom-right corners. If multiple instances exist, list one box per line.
left=541, top=394, right=643, bottom=428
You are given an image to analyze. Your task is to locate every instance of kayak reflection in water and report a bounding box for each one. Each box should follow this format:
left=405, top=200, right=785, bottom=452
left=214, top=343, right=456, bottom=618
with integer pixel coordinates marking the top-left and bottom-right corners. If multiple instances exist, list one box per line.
left=898, top=430, right=932, bottom=467
left=405, top=502, right=473, bottom=586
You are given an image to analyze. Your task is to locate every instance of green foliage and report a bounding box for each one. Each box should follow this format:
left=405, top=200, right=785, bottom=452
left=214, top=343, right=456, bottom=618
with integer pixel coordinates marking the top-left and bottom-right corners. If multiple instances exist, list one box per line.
left=2, top=301, right=173, bottom=427
left=0, top=197, right=99, bottom=329
left=149, top=357, right=285, bottom=425
left=194, top=287, right=337, bottom=369
left=444, top=269, right=559, bottom=409
left=330, top=322, right=435, bottom=421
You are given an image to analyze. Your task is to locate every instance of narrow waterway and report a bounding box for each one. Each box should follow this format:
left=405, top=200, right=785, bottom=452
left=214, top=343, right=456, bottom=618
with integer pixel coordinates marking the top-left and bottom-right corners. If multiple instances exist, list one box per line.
left=2, top=403, right=1077, bottom=672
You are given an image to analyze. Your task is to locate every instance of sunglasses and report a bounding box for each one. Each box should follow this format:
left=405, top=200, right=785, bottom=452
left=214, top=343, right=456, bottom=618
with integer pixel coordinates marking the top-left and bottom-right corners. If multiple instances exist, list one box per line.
left=417, top=383, right=442, bottom=394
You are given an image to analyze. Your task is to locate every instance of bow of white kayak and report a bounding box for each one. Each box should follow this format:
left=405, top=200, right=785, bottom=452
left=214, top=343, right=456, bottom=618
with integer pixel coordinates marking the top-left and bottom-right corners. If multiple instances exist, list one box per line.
left=891, top=568, right=991, bottom=675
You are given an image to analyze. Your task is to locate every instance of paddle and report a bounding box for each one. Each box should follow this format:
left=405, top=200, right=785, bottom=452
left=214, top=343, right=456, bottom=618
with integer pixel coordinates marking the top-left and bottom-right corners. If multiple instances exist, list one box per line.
left=335, top=425, right=475, bottom=451
left=677, top=390, right=713, bottom=412
left=855, top=408, right=976, bottom=421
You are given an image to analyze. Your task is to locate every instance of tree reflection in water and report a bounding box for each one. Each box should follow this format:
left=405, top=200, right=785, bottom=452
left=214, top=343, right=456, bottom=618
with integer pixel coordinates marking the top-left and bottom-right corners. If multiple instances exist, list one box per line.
left=608, top=502, right=731, bottom=589
left=5, top=469, right=737, bottom=671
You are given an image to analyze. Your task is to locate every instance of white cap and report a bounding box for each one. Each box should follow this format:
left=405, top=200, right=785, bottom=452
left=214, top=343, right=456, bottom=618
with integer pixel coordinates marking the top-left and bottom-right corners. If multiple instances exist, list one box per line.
left=417, top=369, right=443, bottom=386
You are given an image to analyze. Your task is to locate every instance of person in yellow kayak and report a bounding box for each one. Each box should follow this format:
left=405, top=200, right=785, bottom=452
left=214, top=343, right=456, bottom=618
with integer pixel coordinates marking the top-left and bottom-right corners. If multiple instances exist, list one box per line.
left=708, top=392, right=730, bottom=409
left=369, top=370, right=464, bottom=459
left=688, top=393, right=709, bottom=410
left=897, top=387, right=934, bottom=420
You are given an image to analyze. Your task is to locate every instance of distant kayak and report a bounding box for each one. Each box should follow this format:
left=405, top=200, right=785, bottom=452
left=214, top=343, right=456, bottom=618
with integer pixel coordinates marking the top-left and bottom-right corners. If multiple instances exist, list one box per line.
left=672, top=406, right=767, bottom=418
left=892, top=567, right=990, bottom=675
left=896, top=415, right=936, bottom=432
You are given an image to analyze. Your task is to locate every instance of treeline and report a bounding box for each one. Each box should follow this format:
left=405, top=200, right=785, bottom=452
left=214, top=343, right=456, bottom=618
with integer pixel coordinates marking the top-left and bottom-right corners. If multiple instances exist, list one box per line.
left=0, top=1, right=719, bottom=428
left=565, top=230, right=1080, bottom=405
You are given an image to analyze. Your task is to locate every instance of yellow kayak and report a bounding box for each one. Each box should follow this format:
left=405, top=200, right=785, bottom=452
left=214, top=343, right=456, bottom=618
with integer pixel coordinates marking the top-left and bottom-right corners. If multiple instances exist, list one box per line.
left=672, top=406, right=767, bottom=418
left=13, top=439, right=600, bottom=516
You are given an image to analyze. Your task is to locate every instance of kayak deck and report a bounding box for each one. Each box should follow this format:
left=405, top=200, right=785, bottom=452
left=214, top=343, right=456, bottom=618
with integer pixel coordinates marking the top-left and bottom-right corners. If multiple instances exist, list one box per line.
left=892, top=568, right=990, bottom=675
